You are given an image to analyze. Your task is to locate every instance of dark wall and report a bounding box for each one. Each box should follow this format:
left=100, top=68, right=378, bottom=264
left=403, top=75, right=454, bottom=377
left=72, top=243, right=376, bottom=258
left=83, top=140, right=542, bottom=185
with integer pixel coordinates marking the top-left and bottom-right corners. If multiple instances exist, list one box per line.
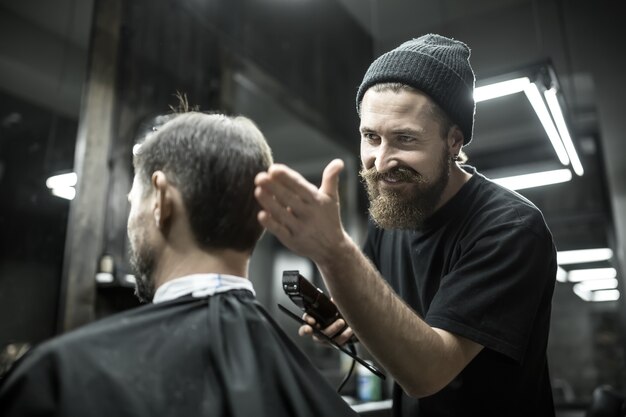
left=0, top=92, right=77, bottom=347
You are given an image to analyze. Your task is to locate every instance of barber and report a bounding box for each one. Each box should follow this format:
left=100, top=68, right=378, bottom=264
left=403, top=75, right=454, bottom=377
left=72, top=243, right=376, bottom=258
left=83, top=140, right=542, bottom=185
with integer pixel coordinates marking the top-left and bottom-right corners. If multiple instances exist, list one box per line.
left=255, top=33, right=556, bottom=416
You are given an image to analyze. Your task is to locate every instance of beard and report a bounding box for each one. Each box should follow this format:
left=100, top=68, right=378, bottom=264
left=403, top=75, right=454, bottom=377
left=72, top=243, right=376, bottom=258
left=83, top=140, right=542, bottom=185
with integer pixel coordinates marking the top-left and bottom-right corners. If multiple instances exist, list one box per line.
left=128, top=228, right=157, bottom=303
left=360, top=148, right=451, bottom=230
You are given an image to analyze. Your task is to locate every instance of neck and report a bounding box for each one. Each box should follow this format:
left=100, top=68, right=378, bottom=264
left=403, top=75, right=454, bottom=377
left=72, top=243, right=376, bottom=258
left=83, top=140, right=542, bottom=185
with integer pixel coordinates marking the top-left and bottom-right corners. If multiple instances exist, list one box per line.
left=435, top=162, right=472, bottom=211
left=152, top=246, right=250, bottom=290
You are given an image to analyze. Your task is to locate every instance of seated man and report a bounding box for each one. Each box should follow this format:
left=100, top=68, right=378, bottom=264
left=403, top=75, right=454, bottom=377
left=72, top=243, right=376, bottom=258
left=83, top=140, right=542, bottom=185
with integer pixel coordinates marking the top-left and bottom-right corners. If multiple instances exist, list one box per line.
left=0, top=111, right=358, bottom=417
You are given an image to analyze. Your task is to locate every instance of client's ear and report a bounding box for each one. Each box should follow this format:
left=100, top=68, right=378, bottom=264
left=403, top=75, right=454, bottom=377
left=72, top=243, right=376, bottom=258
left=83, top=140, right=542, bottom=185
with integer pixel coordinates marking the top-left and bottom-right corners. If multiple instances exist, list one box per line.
left=151, top=171, right=173, bottom=228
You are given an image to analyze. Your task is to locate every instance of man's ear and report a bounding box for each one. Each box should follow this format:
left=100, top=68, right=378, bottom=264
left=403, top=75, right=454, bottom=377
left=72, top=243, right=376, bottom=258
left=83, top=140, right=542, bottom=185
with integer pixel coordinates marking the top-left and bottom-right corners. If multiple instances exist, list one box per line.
left=151, top=171, right=173, bottom=228
left=447, top=126, right=465, bottom=157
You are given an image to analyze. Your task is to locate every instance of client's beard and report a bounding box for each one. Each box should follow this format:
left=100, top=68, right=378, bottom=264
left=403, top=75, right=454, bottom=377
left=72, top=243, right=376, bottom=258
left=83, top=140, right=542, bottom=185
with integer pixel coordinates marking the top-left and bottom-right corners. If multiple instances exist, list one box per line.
left=360, top=152, right=451, bottom=230
left=128, top=236, right=157, bottom=303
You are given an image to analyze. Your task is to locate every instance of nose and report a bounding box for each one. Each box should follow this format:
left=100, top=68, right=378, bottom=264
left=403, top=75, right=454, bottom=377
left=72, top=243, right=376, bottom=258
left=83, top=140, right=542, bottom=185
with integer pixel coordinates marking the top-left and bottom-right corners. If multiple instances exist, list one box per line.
left=373, top=142, right=399, bottom=173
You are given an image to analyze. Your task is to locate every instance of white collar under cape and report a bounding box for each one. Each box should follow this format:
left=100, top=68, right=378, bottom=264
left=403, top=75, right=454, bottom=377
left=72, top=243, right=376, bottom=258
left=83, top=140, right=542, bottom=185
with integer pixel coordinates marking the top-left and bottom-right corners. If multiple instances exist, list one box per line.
left=152, top=273, right=256, bottom=304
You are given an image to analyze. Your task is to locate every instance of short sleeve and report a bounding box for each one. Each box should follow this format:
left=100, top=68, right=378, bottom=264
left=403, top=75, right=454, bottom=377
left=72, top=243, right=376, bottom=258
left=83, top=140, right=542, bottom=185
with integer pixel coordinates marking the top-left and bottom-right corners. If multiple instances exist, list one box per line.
left=425, top=222, right=556, bottom=363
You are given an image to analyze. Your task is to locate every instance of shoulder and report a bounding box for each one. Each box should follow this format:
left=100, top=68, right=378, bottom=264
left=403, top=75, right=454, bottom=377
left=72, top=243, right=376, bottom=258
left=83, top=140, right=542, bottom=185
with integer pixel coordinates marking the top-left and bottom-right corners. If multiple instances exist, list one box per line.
left=21, top=299, right=198, bottom=364
left=464, top=171, right=551, bottom=238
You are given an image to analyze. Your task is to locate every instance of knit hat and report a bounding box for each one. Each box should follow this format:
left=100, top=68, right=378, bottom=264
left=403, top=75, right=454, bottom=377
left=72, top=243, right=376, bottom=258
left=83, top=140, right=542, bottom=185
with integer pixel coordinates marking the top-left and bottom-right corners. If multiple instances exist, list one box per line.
left=356, top=34, right=476, bottom=145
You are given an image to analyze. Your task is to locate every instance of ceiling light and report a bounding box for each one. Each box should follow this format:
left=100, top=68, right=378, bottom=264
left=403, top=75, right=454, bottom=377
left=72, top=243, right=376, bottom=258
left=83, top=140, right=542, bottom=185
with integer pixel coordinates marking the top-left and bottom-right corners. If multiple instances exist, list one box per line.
left=46, top=172, right=77, bottom=189
left=95, top=272, right=114, bottom=284
left=557, top=248, right=613, bottom=265
left=475, top=65, right=581, bottom=178
left=46, top=172, right=77, bottom=200
left=556, top=266, right=568, bottom=283
left=50, top=186, right=76, bottom=200
left=567, top=267, right=617, bottom=282
left=492, top=169, right=572, bottom=191
left=544, top=88, right=584, bottom=176
left=523, top=83, right=570, bottom=165
left=573, top=286, right=620, bottom=302
left=474, top=77, right=530, bottom=102
left=590, top=289, right=620, bottom=302
left=574, top=278, right=618, bottom=292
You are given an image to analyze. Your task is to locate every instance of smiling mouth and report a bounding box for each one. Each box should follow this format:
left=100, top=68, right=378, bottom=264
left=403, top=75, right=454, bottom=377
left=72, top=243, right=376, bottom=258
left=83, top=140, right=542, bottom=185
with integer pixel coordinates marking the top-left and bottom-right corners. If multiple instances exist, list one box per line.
left=379, top=177, right=413, bottom=187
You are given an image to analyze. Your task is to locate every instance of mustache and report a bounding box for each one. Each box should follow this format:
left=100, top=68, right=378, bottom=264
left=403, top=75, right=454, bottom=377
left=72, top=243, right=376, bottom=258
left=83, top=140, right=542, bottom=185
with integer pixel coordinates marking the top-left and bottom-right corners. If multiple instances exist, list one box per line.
left=359, top=166, right=423, bottom=183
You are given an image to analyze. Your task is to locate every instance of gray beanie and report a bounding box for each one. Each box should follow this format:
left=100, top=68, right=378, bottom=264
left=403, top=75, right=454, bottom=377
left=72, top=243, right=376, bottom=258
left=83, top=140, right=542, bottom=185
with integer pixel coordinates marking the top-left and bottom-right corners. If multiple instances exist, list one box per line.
left=356, top=34, right=476, bottom=145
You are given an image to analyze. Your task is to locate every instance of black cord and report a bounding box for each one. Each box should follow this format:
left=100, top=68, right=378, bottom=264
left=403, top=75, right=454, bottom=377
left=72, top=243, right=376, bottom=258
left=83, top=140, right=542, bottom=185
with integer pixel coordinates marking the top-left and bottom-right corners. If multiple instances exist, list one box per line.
left=336, top=342, right=357, bottom=393
left=276, top=304, right=386, bottom=383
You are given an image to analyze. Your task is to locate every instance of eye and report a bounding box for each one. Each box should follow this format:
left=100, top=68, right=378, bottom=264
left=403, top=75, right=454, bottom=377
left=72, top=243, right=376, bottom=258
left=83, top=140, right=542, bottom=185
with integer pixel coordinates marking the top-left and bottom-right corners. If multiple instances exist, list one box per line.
left=397, top=135, right=415, bottom=143
left=361, top=132, right=380, bottom=143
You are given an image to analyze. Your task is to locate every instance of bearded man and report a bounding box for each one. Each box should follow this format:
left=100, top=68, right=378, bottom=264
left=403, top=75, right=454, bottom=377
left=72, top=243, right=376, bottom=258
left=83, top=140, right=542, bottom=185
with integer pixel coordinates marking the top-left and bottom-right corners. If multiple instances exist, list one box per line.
left=254, top=34, right=557, bottom=416
left=0, top=112, right=358, bottom=417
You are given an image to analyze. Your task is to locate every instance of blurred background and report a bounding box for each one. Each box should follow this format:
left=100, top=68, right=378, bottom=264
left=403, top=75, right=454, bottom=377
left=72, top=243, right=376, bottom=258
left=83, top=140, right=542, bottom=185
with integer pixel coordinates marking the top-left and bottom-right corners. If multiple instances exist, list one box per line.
left=0, top=0, right=624, bottom=415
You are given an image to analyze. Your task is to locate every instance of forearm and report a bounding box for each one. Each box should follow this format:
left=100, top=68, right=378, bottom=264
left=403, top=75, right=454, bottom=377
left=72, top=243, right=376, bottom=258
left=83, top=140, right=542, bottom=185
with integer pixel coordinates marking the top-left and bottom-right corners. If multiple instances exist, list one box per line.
left=253, top=161, right=478, bottom=395
left=315, top=233, right=472, bottom=397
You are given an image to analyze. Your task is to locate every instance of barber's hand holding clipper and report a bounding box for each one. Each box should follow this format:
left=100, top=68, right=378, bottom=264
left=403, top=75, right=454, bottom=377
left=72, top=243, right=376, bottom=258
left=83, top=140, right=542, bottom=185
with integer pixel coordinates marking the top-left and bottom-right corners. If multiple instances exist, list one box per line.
left=299, top=303, right=356, bottom=347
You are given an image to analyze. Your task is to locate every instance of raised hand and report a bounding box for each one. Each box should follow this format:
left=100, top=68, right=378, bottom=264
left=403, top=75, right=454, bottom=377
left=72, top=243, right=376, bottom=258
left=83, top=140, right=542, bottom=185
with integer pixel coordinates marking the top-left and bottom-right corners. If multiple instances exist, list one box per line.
left=254, top=159, right=349, bottom=265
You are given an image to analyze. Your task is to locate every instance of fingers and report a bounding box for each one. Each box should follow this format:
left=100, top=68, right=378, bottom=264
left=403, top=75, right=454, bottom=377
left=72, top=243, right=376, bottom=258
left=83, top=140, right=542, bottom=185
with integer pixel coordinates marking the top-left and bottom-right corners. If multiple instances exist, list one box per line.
left=254, top=172, right=290, bottom=209
left=298, top=315, right=353, bottom=347
left=257, top=210, right=293, bottom=240
left=254, top=169, right=315, bottom=228
left=266, top=164, right=319, bottom=199
left=255, top=165, right=317, bottom=209
left=320, top=159, right=344, bottom=198
left=331, top=326, right=355, bottom=346
left=298, top=324, right=314, bottom=337
left=254, top=161, right=346, bottom=260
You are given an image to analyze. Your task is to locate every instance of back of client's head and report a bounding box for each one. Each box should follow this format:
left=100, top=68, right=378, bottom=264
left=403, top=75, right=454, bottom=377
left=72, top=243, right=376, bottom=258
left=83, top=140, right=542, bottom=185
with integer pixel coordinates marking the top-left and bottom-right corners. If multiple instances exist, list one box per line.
left=133, top=112, right=273, bottom=252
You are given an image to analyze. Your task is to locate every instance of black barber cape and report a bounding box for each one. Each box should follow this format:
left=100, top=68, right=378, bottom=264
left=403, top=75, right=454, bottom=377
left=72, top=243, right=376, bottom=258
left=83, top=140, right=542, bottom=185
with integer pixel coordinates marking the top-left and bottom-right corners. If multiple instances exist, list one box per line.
left=0, top=290, right=358, bottom=417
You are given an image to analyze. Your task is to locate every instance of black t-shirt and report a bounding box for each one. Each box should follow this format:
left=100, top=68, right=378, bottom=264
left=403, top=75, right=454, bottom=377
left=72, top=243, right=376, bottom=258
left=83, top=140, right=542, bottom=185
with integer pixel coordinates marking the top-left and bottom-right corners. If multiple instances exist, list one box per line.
left=363, top=167, right=556, bottom=417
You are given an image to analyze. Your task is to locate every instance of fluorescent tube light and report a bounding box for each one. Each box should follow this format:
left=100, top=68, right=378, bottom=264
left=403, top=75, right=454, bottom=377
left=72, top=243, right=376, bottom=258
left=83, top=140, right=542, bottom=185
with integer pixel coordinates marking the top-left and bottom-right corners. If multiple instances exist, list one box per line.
left=51, top=186, right=76, bottom=200
left=46, top=172, right=77, bottom=189
left=590, top=289, right=620, bottom=302
left=574, top=278, right=618, bottom=292
left=557, top=248, right=613, bottom=265
left=544, top=88, right=584, bottom=176
left=474, top=77, right=530, bottom=102
left=573, top=286, right=620, bottom=302
left=492, top=169, right=572, bottom=191
left=523, top=83, right=570, bottom=165
left=95, top=272, right=114, bottom=284
left=567, top=267, right=617, bottom=282
left=46, top=172, right=77, bottom=200
left=556, top=266, right=568, bottom=283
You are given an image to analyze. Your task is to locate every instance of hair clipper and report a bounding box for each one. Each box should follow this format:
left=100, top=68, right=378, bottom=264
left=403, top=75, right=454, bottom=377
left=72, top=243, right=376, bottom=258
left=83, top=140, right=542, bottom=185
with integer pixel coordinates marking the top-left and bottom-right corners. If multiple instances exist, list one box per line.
left=282, top=270, right=341, bottom=328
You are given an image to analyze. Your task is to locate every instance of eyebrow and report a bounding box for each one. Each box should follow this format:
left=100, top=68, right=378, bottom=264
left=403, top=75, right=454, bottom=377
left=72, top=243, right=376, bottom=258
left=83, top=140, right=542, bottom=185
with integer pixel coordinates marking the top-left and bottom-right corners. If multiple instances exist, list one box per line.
left=390, top=127, right=424, bottom=136
left=360, top=126, right=424, bottom=136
